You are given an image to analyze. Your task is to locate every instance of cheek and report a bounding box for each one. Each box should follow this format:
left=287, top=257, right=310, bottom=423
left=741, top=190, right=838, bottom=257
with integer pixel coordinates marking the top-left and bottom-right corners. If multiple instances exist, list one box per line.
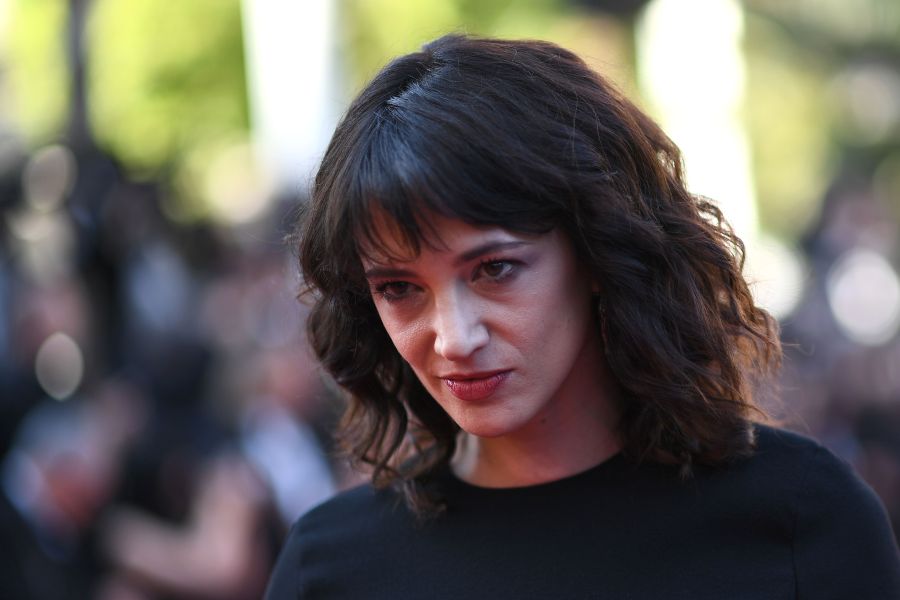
left=520, top=277, right=593, bottom=350
left=377, top=312, right=431, bottom=367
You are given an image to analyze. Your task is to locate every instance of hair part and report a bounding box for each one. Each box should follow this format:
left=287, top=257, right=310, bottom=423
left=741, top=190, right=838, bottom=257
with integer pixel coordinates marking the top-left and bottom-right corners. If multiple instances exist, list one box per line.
left=296, top=34, right=781, bottom=517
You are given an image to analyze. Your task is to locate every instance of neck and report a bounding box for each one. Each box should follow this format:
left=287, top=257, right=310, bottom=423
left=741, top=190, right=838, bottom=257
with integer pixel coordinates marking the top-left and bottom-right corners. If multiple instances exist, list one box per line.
left=453, top=429, right=620, bottom=489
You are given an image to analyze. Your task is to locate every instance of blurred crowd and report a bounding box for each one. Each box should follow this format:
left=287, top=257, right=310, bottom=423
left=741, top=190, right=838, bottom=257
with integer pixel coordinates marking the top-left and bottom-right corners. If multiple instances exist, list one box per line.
left=777, top=169, right=900, bottom=539
left=0, top=137, right=350, bottom=599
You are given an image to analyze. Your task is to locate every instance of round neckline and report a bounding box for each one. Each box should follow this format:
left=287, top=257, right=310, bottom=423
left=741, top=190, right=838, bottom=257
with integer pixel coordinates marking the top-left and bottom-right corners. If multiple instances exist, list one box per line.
left=439, top=450, right=626, bottom=497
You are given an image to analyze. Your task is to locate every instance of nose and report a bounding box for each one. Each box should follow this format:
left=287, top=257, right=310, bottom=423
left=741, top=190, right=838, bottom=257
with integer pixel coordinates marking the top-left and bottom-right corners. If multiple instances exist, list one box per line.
left=432, top=289, right=489, bottom=361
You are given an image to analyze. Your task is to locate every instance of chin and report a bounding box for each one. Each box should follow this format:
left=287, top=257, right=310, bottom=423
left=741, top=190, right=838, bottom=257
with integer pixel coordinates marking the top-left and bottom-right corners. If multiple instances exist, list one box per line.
left=459, top=424, right=508, bottom=438
left=452, top=412, right=526, bottom=439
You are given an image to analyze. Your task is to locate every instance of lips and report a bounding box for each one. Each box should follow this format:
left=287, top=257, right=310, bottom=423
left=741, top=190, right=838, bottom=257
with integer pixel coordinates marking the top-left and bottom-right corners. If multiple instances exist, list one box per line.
left=441, top=370, right=511, bottom=401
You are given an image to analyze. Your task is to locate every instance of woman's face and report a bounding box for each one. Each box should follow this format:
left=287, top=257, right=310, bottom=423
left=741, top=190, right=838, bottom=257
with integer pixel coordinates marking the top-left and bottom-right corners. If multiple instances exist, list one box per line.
left=361, top=213, right=605, bottom=440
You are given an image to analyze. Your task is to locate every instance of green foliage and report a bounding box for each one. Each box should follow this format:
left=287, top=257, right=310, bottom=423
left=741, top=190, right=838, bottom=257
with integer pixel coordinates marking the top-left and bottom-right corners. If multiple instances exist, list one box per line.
left=4, top=0, right=70, bottom=144
left=86, top=0, right=249, bottom=180
left=744, top=0, right=900, bottom=240
left=339, top=0, right=566, bottom=91
left=744, top=13, right=835, bottom=240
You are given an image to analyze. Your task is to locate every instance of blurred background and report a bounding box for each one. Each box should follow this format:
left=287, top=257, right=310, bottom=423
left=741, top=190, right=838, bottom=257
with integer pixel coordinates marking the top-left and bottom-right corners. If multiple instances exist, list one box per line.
left=0, top=0, right=898, bottom=597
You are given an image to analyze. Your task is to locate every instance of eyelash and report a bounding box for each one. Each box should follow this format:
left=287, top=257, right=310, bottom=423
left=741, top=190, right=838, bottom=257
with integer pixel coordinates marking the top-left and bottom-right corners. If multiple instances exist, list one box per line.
left=477, top=257, right=518, bottom=281
left=370, top=258, right=520, bottom=303
left=372, top=281, right=414, bottom=302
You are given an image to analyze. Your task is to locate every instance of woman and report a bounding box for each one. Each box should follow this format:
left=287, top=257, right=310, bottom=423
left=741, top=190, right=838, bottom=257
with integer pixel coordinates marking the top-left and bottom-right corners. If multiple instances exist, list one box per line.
left=267, top=35, right=900, bottom=599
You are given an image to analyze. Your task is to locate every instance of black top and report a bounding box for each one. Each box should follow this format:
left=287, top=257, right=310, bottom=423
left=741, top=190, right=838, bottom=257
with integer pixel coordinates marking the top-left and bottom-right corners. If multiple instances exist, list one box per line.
left=266, top=426, right=900, bottom=599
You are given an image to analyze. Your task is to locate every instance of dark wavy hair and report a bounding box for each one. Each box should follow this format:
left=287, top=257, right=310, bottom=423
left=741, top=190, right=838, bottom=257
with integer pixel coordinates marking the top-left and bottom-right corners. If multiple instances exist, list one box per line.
left=296, top=34, right=781, bottom=515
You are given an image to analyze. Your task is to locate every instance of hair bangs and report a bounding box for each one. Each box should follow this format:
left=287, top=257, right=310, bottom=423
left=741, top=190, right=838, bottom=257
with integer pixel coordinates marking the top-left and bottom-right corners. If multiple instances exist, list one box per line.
left=348, top=103, right=559, bottom=265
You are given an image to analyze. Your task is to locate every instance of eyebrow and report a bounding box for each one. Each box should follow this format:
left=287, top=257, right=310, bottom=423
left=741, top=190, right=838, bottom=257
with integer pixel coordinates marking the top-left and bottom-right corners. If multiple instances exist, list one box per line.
left=454, top=240, right=529, bottom=266
left=363, top=240, right=530, bottom=280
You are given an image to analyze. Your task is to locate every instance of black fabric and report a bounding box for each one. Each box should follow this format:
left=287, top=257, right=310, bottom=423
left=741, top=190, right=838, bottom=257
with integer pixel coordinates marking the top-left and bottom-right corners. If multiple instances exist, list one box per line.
left=266, top=426, right=900, bottom=599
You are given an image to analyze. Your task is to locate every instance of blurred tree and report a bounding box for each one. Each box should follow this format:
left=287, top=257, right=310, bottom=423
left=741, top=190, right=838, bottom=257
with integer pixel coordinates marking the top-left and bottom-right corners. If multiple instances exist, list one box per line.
left=4, top=0, right=249, bottom=221
left=4, top=0, right=70, bottom=143
left=744, top=0, right=900, bottom=239
left=339, top=0, right=565, bottom=90
left=743, top=13, right=834, bottom=241
left=86, top=0, right=249, bottom=189
left=339, top=0, right=637, bottom=100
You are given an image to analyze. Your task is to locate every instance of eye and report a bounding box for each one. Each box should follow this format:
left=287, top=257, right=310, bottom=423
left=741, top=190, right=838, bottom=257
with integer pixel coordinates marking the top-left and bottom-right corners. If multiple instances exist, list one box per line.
left=477, top=259, right=517, bottom=281
left=372, top=281, right=416, bottom=302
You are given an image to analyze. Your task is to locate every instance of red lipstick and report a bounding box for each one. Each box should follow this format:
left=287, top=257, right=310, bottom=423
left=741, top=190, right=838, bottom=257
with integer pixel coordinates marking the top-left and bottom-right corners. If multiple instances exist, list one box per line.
left=442, top=371, right=510, bottom=401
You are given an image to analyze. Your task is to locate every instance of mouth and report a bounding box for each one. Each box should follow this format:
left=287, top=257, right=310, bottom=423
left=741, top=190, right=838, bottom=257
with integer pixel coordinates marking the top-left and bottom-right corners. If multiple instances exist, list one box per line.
left=440, top=370, right=511, bottom=401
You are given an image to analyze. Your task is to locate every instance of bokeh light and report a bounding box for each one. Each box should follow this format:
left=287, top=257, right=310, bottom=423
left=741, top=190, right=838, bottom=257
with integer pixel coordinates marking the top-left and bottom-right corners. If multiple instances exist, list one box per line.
left=746, top=234, right=806, bottom=320
left=831, top=61, right=900, bottom=145
left=826, top=248, right=900, bottom=346
left=34, top=331, right=85, bottom=400
left=23, top=144, right=76, bottom=212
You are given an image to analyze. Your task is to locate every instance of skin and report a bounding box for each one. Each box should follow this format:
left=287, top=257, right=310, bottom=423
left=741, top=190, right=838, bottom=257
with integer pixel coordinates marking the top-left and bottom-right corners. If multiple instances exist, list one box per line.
left=362, top=213, right=621, bottom=488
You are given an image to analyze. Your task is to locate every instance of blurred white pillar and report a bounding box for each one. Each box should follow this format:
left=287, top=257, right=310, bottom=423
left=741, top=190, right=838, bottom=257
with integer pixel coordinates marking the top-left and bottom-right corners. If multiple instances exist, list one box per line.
left=636, top=1, right=807, bottom=319
left=241, top=0, right=339, bottom=192
left=636, top=0, right=757, bottom=243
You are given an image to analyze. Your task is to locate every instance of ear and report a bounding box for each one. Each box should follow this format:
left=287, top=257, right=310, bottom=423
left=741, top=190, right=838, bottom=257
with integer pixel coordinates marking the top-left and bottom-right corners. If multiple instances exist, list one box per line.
left=591, top=279, right=601, bottom=295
